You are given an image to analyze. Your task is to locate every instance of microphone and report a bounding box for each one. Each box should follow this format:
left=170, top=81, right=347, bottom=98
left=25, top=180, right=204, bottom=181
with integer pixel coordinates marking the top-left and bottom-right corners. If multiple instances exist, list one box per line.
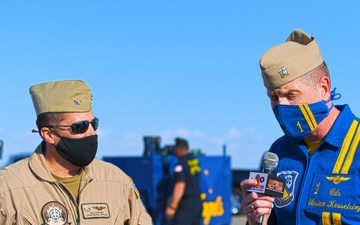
left=257, top=152, right=279, bottom=225
left=262, top=152, right=279, bottom=175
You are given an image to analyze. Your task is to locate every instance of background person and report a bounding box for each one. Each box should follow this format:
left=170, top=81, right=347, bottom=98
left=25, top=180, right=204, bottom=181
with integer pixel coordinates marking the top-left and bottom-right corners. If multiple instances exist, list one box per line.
left=241, top=29, right=360, bottom=224
left=165, top=137, right=202, bottom=225
left=0, top=80, right=152, bottom=225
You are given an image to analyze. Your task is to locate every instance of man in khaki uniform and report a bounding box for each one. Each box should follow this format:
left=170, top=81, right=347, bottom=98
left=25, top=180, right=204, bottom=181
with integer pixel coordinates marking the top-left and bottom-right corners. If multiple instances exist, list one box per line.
left=0, top=80, right=152, bottom=225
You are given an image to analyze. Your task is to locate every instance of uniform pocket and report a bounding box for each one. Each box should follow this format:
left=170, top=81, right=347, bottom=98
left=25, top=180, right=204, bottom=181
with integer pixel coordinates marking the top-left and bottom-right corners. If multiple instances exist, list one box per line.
left=305, top=173, right=360, bottom=224
left=306, top=173, right=360, bottom=213
left=137, top=211, right=152, bottom=225
left=20, top=210, right=39, bottom=225
left=105, top=205, right=128, bottom=225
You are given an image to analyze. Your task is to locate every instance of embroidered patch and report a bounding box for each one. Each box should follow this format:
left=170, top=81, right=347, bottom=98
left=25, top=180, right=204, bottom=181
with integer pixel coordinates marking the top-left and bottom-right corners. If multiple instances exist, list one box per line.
left=326, top=175, right=351, bottom=185
left=129, top=176, right=140, bottom=199
left=41, top=201, right=68, bottom=225
left=81, top=203, right=110, bottom=219
left=174, top=165, right=183, bottom=173
left=275, top=170, right=299, bottom=208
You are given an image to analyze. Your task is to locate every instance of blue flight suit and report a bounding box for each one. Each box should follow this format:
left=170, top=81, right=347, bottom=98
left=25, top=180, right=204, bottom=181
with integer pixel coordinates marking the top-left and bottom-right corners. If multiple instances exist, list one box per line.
left=268, top=105, right=360, bottom=224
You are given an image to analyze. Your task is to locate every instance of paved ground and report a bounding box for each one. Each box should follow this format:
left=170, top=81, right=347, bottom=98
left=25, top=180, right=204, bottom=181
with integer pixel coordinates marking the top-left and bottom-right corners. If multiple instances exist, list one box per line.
left=231, top=215, right=247, bottom=225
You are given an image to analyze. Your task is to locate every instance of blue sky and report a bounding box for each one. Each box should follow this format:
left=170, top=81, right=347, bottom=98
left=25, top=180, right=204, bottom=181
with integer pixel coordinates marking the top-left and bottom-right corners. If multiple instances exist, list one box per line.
left=0, top=1, right=359, bottom=169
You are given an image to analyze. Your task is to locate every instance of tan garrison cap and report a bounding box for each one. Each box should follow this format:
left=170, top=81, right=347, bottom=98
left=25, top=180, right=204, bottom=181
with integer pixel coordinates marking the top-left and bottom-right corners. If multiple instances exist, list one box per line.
left=259, top=29, right=324, bottom=89
left=29, top=80, right=92, bottom=116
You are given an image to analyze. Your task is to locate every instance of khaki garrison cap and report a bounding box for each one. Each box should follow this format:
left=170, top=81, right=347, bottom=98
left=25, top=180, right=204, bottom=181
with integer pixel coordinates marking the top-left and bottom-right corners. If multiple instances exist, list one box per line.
left=259, top=29, right=324, bottom=89
left=29, top=80, right=92, bottom=116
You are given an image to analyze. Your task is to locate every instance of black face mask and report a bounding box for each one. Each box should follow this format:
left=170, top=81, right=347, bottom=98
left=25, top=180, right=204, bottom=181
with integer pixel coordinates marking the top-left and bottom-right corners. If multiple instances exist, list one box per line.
left=54, top=134, right=98, bottom=167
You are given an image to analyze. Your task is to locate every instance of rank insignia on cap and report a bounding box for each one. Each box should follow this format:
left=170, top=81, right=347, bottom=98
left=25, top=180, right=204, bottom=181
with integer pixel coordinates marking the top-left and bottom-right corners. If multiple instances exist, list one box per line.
left=260, top=29, right=324, bottom=89
left=29, top=80, right=92, bottom=116
left=73, top=99, right=82, bottom=105
left=278, top=66, right=290, bottom=79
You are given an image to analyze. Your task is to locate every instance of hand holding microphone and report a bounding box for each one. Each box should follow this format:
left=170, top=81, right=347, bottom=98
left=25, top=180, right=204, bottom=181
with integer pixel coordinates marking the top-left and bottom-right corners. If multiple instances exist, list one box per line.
left=246, top=152, right=285, bottom=225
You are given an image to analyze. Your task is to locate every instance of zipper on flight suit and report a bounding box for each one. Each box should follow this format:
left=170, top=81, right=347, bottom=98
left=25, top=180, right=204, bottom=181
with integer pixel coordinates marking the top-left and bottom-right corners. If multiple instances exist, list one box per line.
left=75, top=173, right=93, bottom=225
left=295, top=141, right=323, bottom=224
left=54, top=181, right=80, bottom=224
left=295, top=150, right=311, bottom=224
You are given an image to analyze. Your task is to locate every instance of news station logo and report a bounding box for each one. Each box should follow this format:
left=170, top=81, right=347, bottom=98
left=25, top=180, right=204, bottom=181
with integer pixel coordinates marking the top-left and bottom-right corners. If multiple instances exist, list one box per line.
left=247, top=172, right=285, bottom=198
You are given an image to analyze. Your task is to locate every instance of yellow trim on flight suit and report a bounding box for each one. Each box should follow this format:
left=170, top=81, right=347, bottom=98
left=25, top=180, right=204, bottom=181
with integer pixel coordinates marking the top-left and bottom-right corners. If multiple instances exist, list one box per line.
left=322, top=212, right=342, bottom=225
left=333, top=120, right=359, bottom=174
left=322, top=212, right=331, bottom=225
left=342, top=123, right=360, bottom=174
left=332, top=213, right=342, bottom=225
left=320, top=120, right=360, bottom=225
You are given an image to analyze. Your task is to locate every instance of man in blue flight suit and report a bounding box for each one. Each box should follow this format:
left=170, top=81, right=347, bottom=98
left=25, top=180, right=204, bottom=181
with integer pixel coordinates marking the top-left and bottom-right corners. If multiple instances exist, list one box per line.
left=241, top=29, right=360, bottom=225
left=165, top=137, right=202, bottom=225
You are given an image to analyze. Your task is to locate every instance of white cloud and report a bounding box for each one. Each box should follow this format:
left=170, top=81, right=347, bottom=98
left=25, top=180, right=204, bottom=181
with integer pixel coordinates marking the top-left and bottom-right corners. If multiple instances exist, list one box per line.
left=174, top=128, right=189, bottom=137
left=192, top=130, right=205, bottom=138
left=226, top=127, right=244, bottom=139
left=96, top=128, right=110, bottom=139
left=118, top=133, right=142, bottom=147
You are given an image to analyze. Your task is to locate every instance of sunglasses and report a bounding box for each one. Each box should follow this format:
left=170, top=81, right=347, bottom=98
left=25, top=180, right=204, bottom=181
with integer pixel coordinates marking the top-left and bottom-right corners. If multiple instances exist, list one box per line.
left=47, top=117, right=99, bottom=134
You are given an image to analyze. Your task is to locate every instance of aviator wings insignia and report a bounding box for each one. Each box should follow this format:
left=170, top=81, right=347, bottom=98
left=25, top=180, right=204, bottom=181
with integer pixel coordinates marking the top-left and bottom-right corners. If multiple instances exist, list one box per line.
left=326, top=176, right=350, bottom=185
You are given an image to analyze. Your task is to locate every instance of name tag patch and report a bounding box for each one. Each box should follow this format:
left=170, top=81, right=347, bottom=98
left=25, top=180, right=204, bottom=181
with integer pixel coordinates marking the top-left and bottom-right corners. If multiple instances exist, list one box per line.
left=81, top=203, right=110, bottom=219
left=307, top=173, right=360, bottom=213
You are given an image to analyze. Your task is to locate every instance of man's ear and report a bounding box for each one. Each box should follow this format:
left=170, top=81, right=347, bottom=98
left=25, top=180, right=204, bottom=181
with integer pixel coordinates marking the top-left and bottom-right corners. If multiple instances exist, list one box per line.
left=319, top=76, right=331, bottom=100
left=40, top=127, right=56, bottom=144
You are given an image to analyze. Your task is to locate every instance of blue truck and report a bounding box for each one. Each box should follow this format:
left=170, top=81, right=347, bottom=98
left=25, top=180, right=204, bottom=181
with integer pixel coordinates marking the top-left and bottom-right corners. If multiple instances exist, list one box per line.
left=103, top=136, right=233, bottom=225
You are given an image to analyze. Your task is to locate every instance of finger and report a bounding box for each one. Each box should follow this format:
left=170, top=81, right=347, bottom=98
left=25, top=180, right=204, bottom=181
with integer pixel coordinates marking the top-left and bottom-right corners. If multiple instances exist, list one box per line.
left=251, top=199, right=274, bottom=211
left=246, top=203, right=273, bottom=223
left=240, top=178, right=258, bottom=192
left=243, top=196, right=274, bottom=216
left=246, top=203, right=256, bottom=214
left=247, top=191, right=275, bottom=203
left=241, top=191, right=260, bottom=213
left=256, top=193, right=276, bottom=203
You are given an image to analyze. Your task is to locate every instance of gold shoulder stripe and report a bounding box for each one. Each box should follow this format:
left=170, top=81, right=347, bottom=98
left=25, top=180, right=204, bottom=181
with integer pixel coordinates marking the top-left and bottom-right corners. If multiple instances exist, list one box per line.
left=299, top=104, right=317, bottom=131
left=333, top=120, right=359, bottom=174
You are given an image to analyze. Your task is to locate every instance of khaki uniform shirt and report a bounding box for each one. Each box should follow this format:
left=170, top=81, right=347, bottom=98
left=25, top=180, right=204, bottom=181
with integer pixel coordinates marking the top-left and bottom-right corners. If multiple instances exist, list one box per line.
left=0, top=143, right=152, bottom=225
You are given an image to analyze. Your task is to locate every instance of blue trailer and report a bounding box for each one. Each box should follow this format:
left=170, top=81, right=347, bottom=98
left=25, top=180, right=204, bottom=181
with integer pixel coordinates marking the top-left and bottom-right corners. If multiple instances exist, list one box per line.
left=103, top=152, right=232, bottom=225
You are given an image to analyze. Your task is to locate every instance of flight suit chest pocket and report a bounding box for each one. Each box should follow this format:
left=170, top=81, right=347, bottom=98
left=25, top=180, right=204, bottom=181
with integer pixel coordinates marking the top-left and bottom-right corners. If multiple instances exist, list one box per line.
left=307, top=173, right=360, bottom=214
